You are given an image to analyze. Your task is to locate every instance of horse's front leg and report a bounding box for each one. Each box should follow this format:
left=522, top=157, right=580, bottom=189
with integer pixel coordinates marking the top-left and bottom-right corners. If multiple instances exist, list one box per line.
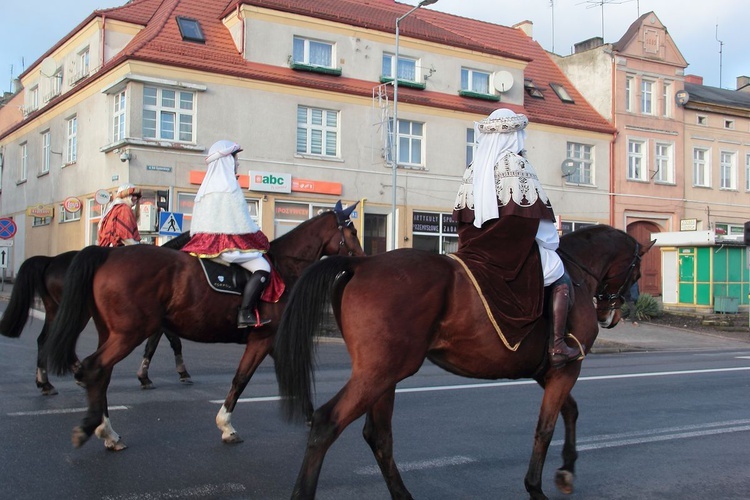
left=525, top=365, right=581, bottom=500
left=95, top=403, right=127, bottom=451
left=554, top=394, right=579, bottom=495
left=35, top=324, right=57, bottom=396
left=216, top=336, right=274, bottom=444
left=73, top=358, right=119, bottom=449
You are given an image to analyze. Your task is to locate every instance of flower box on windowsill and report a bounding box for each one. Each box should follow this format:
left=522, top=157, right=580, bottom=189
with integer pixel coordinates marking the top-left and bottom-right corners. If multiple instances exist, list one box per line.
left=290, top=63, right=342, bottom=76
left=458, top=90, right=500, bottom=101
left=379, top=77, right=426, bottom=90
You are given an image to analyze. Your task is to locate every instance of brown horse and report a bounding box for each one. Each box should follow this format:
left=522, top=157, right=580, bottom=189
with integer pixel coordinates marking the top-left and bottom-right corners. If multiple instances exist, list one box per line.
left=43, top=203, right=363, bottom=451
left=0, top=234, right=193, bottom=395
left=274, top=225, right=654, bottom=500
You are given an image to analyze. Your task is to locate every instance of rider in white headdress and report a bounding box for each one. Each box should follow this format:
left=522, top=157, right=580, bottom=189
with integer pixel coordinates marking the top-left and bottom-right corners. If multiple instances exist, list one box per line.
left=454, top=108, right=583, bottom=368
left=181, top=140, right=276, bottom=328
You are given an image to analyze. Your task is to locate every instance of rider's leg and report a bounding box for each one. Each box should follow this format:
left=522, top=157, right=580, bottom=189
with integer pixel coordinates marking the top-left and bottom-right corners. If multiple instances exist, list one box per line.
left=547, top=272, right=583, bottom=368
left=219, top=251, right=271, bottom=328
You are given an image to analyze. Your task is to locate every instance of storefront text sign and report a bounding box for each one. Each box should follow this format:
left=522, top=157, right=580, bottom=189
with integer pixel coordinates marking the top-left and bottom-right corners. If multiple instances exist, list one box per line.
left=250, top=171, right=292, bottom=193
left=26, top=204, right=54, bottom=217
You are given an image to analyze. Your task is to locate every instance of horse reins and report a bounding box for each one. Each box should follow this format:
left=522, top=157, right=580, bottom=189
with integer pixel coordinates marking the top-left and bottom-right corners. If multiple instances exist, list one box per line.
left=337, top=218, right=357, bottom=256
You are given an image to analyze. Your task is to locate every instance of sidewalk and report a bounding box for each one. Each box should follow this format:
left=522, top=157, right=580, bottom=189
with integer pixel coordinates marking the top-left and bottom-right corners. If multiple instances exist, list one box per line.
left=1, top=281, right=748, bottom=353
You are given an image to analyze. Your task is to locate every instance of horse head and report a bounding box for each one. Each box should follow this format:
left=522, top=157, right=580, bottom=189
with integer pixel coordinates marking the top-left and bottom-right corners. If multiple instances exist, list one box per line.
left=330, top=200, right=365, bottom=257
left=594, top=237, right=656, bottom=328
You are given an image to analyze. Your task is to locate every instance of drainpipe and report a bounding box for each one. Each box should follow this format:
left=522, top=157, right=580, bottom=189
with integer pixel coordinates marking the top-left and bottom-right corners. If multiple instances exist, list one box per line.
left=609, top=51, right=617, bottom=227
left=101, top=14, right=107, bottom=68
left=236, top=4, right=245, bottom=58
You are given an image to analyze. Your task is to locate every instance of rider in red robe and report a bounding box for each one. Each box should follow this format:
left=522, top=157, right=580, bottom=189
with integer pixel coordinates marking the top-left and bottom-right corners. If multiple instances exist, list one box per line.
left=98, top=184, right=141, bottom=247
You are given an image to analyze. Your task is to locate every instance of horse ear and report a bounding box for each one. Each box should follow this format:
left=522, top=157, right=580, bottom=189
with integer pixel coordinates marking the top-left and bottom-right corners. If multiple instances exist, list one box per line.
left=641, top=239, right=657, bottom=255
left=341, top=201, right=359, bottom=220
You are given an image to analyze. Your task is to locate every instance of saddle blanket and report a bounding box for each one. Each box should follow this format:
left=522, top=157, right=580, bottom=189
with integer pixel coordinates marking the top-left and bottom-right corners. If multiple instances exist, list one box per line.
left=197, top=259, right=248, bottom=295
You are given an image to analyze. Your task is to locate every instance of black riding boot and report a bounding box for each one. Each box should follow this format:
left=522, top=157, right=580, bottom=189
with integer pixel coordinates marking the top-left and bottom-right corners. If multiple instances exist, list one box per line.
left=548, top=275, right=584, bottom=369
left=237, top=270, right=271, bottom=328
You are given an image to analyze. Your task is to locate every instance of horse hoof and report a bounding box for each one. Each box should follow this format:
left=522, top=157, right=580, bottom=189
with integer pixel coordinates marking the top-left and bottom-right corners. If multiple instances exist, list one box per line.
left=71, top=427, right=90, bottom=448
left=222, top=433, right=244, bottom=444
left=41, top=385, right=58, bottom=396
left=178, top=372, right=193, bottom=384
left=138, top=378, right=155, bottom=390
left=75, top=380, right=86, bottom=388
left=105, top=440, right=128, bottom=452
left=554, top=469, right=575, bottom=495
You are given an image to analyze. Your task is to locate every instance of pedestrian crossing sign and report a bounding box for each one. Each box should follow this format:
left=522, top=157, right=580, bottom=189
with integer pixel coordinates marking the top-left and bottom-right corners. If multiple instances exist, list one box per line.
left=159, top=211, right=184, bottom=236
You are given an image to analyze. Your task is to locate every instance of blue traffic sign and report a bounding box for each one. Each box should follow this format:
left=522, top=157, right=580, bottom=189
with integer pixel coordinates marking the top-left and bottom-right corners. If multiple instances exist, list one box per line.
left=158, top=212, right=183, bottom=236
left=0, top=218, right=17, bottom=240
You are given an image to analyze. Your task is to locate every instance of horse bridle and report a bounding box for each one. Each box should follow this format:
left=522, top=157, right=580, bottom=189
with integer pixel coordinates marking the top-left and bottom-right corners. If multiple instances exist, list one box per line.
left=559, top=241, right=642, bottom=312
left=336, top=218, right=358, bottom=256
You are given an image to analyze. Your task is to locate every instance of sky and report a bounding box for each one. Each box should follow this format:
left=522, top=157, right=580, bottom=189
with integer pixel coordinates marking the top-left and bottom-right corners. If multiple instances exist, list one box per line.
left=1, top=0, right=747, bottom=94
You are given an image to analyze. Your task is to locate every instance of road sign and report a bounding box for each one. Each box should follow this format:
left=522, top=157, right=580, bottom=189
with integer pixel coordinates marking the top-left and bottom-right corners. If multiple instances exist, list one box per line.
left=0, top=247, right=8, bottom=268
left=0, top=240, right=13, bottom=247
left=0, top=218, right=17, bottom=239
left=159, top=211, right=184, bottom=236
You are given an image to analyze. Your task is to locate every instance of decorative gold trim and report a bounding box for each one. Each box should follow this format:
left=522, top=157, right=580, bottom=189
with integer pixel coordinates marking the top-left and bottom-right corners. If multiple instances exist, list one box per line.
left=477, top=113, right=528, bottom=134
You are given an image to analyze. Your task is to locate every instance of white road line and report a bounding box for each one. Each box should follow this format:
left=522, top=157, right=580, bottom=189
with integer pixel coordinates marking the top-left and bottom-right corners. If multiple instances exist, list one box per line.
left=574, top=425, right=750, bottom=451
left=101, top=483, right=246, bottom=500
left=355, top=456, right=477, bottom=476
left=8, top=405, right=128, bottom=417
left=209, top=395, right=281, bottom=404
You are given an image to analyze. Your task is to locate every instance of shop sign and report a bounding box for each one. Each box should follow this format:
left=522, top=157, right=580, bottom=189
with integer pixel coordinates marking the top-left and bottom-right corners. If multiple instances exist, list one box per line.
left=250, top=171, right=292, bottom=193
left=63, top=197, right=82, bottom=213
left=26, top=204, right=54, bottom=218
left=292, top=178, right=342, bottom=195
left=680, top=218, right=697, bottom=231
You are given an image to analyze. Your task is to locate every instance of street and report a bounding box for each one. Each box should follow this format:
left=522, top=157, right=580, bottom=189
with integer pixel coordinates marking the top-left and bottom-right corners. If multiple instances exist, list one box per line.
left=2, top=307, right=750, bottom=499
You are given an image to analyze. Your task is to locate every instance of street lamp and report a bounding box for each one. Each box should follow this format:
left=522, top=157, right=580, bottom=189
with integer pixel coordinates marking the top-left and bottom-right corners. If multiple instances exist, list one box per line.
left=390, top=0, right=439, bottom=250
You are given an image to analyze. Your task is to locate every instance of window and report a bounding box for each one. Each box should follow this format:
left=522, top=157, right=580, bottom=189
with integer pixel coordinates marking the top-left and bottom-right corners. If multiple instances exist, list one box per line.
left=654, top=142, right=673, bottom=183
left=640, top=79, right=654, bottom=114
left=550, top=83, right=574, bottom=103
left=296, top=106, right=339, bottom=157
left=58, top=203, right=81, bottom=222
left=20, top=142, right=28, bottom=181
left=88, top=198, right=104, bottom=245
left=662, top=82, right=672, bottom=117
left=32, top=216, right=51, bottom=227
left=28, top=85, right=39, bottom=112
left=697, top=115, right=707, bottom=126
left=627, top=139, right=647, bottom=181
left=693, top=147, right=710, bottom=187
left=273, top=201, right=330, bottom=237
left=293, top=37, right=334, bottom=68
left=66, top=116, right=77, bottom=163
left=77, top=48, right=90, bottom=80
left=720, top=151, right=736, bottom=190
left=746, top=154, right=750, bottom=191
left=113, top=90, right=126, bottom=142
left=724, top=119, right=735, bottom=129
left=382, top=53, right=417, bottom=82
left=412, top=212, right=458, bottom=254
left=388, top=119, right=423, bottom=167
left=41, top=131, right=51, bottom=174
left=46, top=70, right=62, bottom=102
left=466, top=128, right=476, bottom=167
left=143, top=86, right=195, bottom=142
left=176, top=17, right=205, bottom=43
left=460, top=68, right=491, bottom=94
left=566, top=142, right=593, bottom=185
left=524, top=79, right=544, bottom=99
left=625, top=75, right=634, bottom=112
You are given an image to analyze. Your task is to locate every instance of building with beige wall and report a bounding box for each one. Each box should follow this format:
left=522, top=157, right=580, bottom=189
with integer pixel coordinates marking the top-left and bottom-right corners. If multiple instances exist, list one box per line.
left=0, top=0, right=613, bottom=275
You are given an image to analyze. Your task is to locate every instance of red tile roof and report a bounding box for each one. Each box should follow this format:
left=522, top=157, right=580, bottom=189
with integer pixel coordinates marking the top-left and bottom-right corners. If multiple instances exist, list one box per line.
left=11, top=0, right=614, bottom=138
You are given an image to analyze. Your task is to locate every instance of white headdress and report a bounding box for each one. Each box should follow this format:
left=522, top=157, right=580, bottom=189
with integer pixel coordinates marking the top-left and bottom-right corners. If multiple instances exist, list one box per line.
left=195, top=140, right=243, bottom=202
left=472, top=108, right=528, bottom=228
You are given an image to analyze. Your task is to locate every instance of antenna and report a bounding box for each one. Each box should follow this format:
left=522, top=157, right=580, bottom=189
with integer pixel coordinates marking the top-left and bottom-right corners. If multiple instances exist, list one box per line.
left=550, top=0, right=555, bottom=54
left=579, top=0, right=634, bottom=40
left=715, top=23, right=723, bottom=88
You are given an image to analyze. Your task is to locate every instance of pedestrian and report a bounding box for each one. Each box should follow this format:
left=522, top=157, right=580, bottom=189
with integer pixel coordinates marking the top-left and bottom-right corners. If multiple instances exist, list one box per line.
left=98, top=183, right=142, bottom=247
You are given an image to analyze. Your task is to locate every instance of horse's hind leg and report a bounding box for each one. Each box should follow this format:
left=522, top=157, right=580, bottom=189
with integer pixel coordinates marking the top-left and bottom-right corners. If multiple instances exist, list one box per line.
left=164, top=330, right=191, bottom=383
left=362, top=388, right=412, bottom=500
left=35, top=324, right=57, bottom=396
left=136, top=332, right=161, bottom=389
left=554, top=394, right=579, bottom=495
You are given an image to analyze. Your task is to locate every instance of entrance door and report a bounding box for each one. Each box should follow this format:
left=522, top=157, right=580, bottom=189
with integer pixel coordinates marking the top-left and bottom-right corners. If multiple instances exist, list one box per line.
left=627, top=221, right=662, bottom=296
left=364, top=213, right=387, bottom=256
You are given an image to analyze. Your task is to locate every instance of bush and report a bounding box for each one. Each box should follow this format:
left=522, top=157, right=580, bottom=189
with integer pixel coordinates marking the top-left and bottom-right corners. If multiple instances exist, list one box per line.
left=631, top=293, right=662, bottom=321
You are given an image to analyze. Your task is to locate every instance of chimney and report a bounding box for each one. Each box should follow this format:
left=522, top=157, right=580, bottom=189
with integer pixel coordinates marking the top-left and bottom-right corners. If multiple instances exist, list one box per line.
left=573, top=37, right=604, bottom=53
left=513, top=20, right=533, bottom=38
left=685, top=74, right=703, bottom=85
left=737, top=76, right=750, bottom=92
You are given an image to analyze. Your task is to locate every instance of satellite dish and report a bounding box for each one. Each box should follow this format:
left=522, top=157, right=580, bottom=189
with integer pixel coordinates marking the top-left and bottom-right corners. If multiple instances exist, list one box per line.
left=493, top=71, right=514, bottom=93
left=561, top=159, right=576, bottom=178
left=40, top=57, right=57, bottom=77
left=675, top=90, right=689, bottom=106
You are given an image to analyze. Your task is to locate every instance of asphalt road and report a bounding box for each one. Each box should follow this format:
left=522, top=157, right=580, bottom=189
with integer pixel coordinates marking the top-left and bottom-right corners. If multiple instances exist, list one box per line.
left=2, top=306, right=750, bottom=500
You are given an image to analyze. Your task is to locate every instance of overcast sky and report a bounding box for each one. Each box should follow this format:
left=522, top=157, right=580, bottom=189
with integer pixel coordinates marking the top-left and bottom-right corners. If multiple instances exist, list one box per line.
left=1, top=0, right=746, bottom=94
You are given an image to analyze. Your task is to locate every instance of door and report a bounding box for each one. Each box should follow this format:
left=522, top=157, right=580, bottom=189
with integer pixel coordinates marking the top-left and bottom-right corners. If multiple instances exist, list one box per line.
left=627, top=221, right=662, bottom=296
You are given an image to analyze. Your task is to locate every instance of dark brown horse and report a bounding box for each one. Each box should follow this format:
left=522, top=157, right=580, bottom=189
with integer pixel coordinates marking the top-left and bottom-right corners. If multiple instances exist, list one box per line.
left=43, top=203, right=363, bottom=451
left=0, top=234, right=192, bottom=395
left=274, top=225, right=654, bottom=500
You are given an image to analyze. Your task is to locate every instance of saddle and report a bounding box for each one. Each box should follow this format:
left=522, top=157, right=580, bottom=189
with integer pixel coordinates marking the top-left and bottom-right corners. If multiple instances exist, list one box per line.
left=197, top=259, right=250, bottom=295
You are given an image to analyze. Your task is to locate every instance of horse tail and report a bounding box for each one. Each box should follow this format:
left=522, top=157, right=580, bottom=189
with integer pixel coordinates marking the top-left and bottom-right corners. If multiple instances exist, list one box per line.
left=274, top=255, right=357, bottom=422
left=0, top=256, right=51, bottom=338
left=45, top=246, right=109, bottom=376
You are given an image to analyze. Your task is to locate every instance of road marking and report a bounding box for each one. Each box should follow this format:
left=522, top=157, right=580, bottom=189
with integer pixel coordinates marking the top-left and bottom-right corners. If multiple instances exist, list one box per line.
left=737, top=356, right=750, bottom=360
left=209, top=395, right=281, bottom=404
left=100, top=483, right=246, bottom=500
left=355, top=455, right=476, bottom=475
left=8, top=405, right=128, bottom=417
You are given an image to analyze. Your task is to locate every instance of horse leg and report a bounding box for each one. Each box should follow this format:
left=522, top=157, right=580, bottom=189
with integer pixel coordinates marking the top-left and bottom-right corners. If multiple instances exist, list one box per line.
left=362, top=388, right=412, bottom=500
left=94, top=390, right=127, bottom=451
left=554, top=394, right=579, bottom=495
left=525, top=366, right=581, bottom=500
left=35, top=324, right=57, bottom=396
left=216, top=336, right=273, bottom=444
left=136, top=332, right=162, bottom=389
left=164, top=330, right=191, bottom=383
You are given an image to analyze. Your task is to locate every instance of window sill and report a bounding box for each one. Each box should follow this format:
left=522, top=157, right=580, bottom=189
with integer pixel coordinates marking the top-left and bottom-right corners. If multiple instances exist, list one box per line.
left=692, top=184, right=712, bottom=189
left=653, top=181, right=676, bottom=186
left=564, top=181, right=595, bottom=188
left=458, top=90, right=500, bottom=102
left=719, top=187, right=738, bottom=192
left=290, top=63, right=342, bottom=76
left=61, top=161, right=76, bottom=168
left=16, top=179, right=27, bottom=186
left=294, top=153, right=344, bottom=163
left=626, top=178, right=650, bottom=183
left=379, top=77, right=426, bottom=90
left=37, top=171, right=50, bottom=178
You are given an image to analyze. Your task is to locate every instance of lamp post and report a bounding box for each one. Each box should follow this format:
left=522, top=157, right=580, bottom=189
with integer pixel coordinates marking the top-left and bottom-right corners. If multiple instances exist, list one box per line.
left=390, top=0, right=438, bottom=251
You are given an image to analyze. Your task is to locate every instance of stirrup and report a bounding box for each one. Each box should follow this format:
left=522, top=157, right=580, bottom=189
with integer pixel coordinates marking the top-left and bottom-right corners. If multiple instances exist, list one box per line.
left=549, top=334, right=586, bottom=369
left=238, top=309, right=270, bottom=329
